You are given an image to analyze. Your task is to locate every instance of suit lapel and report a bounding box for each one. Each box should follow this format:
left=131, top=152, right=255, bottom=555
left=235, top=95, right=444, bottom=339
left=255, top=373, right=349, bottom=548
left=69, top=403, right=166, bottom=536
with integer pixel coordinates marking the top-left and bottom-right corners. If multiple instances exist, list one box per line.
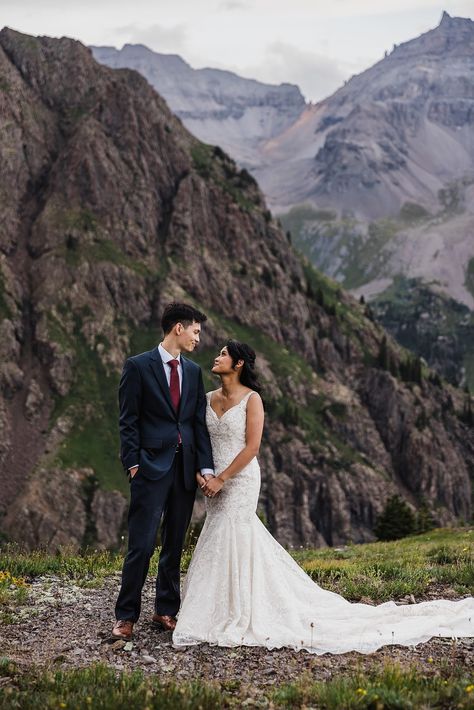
left=149, top=347, right=176, bottom=418
left=180, top=356, right=191, bottom=414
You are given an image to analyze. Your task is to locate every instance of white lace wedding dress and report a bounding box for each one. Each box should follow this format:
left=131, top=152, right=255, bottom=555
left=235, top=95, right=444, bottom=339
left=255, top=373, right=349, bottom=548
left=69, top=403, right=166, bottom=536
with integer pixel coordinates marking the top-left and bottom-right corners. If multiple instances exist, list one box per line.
left=173, top=391, right=474, bottom=654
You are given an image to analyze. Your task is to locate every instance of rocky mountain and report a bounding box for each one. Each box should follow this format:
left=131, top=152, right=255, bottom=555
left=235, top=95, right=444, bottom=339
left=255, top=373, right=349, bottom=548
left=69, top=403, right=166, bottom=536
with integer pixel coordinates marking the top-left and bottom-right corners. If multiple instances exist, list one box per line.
left=274, top=12, right=474, bottom=388
left=0, top=27, right=473, bottom=553
left=258, top=12, right=474, bottom=217
left=91, top=17, right=474, bottom=392
left=280, top=193, right=474, bottom=389
left=90, top=43, right=305, bottom=169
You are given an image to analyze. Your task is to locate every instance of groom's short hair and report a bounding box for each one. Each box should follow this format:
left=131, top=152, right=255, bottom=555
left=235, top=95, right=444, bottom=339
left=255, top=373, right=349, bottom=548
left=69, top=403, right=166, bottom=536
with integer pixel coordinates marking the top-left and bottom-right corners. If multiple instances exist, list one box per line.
left=161, top=303, right=208, bottom=334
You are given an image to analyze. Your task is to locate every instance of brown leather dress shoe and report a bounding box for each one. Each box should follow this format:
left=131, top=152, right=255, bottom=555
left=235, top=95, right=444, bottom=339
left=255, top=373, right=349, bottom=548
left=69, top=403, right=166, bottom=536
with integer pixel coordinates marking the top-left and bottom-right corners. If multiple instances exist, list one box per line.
left=152, top=614, right=177, bottom=631
left=112, top=619, right=134, bottom=640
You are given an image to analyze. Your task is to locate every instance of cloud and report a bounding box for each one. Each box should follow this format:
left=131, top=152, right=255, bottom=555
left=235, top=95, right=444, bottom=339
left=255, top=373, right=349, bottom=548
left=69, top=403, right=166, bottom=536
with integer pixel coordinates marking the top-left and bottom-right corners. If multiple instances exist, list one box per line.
left=115, top=22, right=188, bottom=53
left=243, top=41, right=349, bottom=102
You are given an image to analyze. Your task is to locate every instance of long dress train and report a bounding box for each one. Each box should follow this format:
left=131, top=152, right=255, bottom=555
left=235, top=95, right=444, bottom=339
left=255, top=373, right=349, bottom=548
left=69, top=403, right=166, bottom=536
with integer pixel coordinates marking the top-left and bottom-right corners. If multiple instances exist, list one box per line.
left=173, top=391, right=474, bottom=654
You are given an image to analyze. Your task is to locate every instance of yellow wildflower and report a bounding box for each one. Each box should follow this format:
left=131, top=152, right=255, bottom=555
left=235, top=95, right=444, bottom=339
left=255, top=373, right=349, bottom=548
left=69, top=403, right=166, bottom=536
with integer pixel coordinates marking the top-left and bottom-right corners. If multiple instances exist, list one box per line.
left=356, top=688, right=367, bottom=695
left=0, top=570, right=28, bottom=587
left=466, top=685, right=474, bottom=693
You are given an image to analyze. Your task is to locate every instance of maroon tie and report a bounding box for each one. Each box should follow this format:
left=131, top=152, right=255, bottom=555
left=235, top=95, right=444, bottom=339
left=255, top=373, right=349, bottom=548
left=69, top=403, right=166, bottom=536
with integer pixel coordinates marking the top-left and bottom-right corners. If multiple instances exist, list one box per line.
left=168, top=359, right=180, bottom=412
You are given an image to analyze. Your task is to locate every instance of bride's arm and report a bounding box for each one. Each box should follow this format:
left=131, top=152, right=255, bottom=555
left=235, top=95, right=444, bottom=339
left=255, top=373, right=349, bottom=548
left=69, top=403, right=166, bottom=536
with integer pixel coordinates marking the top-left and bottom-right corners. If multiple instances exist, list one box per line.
left=203, top=393, right=264, bottom=495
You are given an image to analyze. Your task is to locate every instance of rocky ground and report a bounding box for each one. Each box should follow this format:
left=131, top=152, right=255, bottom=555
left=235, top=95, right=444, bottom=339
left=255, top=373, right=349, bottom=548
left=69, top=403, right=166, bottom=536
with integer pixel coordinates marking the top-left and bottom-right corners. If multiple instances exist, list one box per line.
left=1, top=575, right=472, bottom=698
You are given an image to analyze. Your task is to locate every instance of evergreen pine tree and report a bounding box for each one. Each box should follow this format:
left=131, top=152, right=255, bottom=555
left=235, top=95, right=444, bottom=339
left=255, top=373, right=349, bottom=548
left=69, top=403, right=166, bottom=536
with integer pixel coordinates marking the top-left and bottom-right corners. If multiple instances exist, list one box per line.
left=377, top=335, right=389, bottom=371
left=462, top=386, right=473, bottom=426
left=374, top=495, right=416, bottom=541
left=415, top=502, right=436, bottom=534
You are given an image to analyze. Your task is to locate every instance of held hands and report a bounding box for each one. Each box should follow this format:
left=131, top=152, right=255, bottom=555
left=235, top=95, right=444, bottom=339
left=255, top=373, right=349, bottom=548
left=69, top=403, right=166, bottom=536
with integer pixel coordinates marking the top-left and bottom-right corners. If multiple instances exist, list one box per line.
left=203, top=476, right=224, bottom=497
left=196, top=472, right=224, bottom=498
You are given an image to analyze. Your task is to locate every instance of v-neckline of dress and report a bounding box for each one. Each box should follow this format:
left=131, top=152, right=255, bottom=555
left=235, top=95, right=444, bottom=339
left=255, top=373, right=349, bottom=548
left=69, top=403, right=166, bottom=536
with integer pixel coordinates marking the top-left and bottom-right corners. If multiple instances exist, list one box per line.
left=208, top=392, right=251, bottom=421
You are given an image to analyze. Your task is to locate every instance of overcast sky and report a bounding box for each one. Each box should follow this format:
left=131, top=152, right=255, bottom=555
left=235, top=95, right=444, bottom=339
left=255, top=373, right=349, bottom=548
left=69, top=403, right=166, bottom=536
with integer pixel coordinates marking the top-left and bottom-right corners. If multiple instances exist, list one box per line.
left=2, top=0, right=473, bottom=101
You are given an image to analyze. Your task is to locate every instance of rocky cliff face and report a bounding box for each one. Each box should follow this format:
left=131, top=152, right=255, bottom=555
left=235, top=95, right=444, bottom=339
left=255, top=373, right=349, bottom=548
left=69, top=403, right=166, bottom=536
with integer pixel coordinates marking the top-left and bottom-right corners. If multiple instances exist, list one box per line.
left=258, top=12, right=474, bottom=217
left=0, top=27, right=472, bottom=551
left=279, top=178, right=474, bottom=388
left=90, top=43, right=305, bottom=169
left=368, top=277, right=474, bottom=390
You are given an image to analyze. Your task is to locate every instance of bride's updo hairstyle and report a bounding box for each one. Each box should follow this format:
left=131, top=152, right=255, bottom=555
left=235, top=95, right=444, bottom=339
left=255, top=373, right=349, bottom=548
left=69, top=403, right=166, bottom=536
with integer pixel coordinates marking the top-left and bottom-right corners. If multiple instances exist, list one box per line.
left=226, top=340, right=262, bottom=395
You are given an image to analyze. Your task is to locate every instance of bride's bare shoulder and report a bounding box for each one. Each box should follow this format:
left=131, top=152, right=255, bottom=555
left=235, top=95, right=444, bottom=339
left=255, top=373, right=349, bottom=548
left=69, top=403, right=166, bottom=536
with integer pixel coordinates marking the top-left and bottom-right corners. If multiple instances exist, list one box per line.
left=245, top=389, right=263, bottom=405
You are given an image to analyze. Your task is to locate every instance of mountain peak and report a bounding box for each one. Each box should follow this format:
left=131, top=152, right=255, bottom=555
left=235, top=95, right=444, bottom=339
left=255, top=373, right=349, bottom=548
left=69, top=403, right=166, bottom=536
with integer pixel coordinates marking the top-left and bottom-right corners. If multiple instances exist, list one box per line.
left=384, top=11, right=474, bottom=62
left=438, top=10, right=473, bottom=30
left=91, top=42, right=305, bottom=168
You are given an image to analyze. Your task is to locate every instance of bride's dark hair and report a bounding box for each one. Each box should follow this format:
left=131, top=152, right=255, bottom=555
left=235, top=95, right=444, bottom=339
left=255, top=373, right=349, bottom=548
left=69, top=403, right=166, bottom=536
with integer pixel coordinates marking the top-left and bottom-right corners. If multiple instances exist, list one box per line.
left=225, top=340, right=262, bottom=394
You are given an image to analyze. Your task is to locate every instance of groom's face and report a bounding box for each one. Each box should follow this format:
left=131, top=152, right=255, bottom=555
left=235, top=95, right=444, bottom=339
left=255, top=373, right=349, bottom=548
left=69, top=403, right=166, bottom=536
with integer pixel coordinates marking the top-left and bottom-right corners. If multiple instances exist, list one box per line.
left=176, top=320, right=201, bottom=352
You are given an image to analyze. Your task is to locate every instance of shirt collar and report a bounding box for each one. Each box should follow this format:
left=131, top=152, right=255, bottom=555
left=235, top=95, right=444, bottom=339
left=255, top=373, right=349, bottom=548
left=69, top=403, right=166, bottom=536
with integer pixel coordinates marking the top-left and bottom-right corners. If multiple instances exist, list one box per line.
left=158, top=342, right=181, bottom=365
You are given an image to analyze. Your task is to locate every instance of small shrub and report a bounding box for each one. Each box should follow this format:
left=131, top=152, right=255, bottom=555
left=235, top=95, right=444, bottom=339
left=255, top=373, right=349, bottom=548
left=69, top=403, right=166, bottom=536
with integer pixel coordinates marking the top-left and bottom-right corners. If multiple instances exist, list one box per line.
left=429, top=371, right=443, bottom=387
left=400, top=353, right=423, bottom=384
left=364, top=304, right=375, bottom=321
left=280, top=400, right=301, bottom=427
left=261, top=266, right=274, bottom=288
left=238, top=168, right=257, bottom=188
left=399, top=201, right=430, bottom=222
left=415, top=503, right=436, bottom=534
left=460, top=387, right=473, bottom=426
left=374, top=495, right=416, bottom=541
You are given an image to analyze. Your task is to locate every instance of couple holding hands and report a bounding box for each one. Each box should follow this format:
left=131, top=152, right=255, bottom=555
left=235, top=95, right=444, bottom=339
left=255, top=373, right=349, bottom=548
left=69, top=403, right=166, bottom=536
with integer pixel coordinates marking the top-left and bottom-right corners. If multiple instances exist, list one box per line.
left=112, top=302, right=474, bottom=655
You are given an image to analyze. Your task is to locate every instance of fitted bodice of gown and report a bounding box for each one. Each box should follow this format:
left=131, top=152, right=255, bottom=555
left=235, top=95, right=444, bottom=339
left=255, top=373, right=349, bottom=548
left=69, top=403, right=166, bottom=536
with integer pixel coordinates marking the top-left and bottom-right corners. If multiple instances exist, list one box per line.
left=173, top=392, right=474, bottom=654
left=203, top=390, right=260, bottom=523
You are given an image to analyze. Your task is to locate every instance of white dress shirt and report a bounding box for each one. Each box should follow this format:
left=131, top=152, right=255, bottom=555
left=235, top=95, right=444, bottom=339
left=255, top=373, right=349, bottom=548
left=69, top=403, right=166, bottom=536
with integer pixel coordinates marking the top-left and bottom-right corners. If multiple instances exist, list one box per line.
left=158, top=343, right=183, bottom=390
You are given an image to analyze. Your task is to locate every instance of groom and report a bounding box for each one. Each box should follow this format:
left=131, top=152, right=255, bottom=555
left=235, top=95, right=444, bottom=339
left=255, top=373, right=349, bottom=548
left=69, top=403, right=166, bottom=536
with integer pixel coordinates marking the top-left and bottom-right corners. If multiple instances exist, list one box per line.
left=112, top=302, right=214, bottom=640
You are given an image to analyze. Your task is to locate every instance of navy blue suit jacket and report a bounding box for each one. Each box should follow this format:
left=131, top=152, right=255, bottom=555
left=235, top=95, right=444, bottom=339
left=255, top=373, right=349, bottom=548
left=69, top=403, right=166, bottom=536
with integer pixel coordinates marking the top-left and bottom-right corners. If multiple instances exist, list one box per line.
left=118, top=347, right=214, bottom=490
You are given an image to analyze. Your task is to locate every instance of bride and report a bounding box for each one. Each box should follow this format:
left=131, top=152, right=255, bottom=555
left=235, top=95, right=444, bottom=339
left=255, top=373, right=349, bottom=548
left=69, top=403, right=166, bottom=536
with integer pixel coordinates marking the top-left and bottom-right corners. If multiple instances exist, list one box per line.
left=173, top=340, right=474, bottom=654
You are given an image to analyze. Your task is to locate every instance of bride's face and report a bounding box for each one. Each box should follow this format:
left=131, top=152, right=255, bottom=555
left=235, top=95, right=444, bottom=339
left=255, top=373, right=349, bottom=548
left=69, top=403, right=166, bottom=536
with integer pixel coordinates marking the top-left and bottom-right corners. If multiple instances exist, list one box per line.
left=212, top=347, right=240, bottom=375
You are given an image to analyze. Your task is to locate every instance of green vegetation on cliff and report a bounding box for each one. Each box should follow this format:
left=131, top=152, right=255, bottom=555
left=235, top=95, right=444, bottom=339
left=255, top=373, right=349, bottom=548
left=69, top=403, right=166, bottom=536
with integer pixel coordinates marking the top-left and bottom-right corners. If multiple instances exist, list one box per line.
left=279, top=207, right=401, bottom=290
left=48, top=315, right=125, bottom=493
left=191, top=143, right=260, bottom=213
left=0, top=272, right=11, bottom=321
left=371, top=276, right=474, bottom=390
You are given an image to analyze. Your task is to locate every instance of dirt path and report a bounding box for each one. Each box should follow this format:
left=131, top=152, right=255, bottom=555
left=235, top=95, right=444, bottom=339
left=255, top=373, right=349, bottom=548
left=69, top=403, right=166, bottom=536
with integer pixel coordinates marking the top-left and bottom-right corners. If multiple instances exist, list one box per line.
left=1, top=575, right=472, bottom=693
